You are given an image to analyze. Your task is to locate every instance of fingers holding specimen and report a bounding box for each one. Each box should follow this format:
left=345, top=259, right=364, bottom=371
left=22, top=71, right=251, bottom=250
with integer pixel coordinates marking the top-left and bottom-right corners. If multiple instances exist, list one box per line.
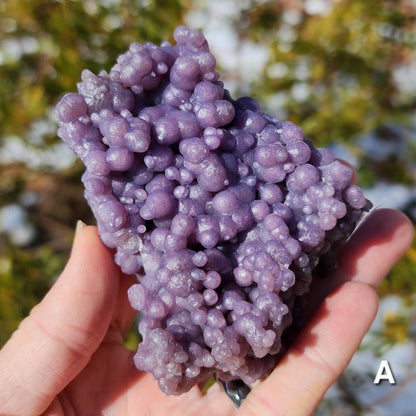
left=0, top=225, right=120, bottom=415
left=239, top=281, right=378, bottom=416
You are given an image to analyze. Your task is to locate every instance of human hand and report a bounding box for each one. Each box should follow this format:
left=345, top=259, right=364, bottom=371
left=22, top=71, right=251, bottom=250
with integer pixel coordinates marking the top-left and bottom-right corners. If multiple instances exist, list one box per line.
left=0, top=209, right=413, bottom=416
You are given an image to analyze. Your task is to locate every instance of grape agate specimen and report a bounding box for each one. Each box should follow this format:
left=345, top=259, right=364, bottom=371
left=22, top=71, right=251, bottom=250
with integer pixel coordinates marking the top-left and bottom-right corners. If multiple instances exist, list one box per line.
left=55, top=26, right=371, bottom=395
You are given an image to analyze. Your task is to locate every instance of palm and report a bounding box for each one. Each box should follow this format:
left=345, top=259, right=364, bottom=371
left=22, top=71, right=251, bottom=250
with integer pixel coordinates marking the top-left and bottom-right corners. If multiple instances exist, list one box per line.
left=52, top=269, right=237, bottom=416
left=55, top=315, right=236, bottom=416
left=62, top=346, right=236, bottom=415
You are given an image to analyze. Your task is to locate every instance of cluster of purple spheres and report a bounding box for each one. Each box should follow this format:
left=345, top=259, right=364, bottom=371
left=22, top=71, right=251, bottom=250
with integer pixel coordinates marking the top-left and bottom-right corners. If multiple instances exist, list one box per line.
left=55, top=26, right=371, bottom=395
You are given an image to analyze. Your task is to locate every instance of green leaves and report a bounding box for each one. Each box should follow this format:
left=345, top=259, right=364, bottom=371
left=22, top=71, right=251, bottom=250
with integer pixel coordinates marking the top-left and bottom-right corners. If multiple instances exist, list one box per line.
left=0, top=0, right=190, bottom=346
left=0, top=242, right=64, bottom=346
left=247, top=0, right=416, bottom=148
left=0, top=0, right=190, bottom=139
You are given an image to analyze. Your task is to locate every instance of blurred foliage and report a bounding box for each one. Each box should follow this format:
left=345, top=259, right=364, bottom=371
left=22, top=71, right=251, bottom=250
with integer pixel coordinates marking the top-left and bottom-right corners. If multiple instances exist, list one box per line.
left=240, top=0, right=416, bottom=146
left=0, top=0, right=190, bottom=345
left=0, top=1, right=415, bottom=413
left=379, top=234, right=416, bottom=300
left=0, top=241, right=64, bottom=345
left=0, top=0, right=189, bottom=139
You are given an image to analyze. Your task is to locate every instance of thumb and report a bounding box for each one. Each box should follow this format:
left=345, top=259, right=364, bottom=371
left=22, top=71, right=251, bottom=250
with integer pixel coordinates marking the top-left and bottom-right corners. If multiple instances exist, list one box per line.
left=0, top=223, right=119, bottom=416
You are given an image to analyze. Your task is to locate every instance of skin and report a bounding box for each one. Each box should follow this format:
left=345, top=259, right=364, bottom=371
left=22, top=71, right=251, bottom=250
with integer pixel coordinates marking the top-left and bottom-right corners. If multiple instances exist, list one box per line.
left=0, top=208, right=413, bottom=416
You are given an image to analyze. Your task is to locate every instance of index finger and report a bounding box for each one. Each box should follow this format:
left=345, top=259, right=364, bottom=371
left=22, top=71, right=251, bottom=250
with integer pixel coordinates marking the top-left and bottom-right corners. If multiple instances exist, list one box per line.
left=296, top=208, right=414, bottom=320
left=0, top=225, right=120, bottom=416
left=335, top=208, right=414, bottom=288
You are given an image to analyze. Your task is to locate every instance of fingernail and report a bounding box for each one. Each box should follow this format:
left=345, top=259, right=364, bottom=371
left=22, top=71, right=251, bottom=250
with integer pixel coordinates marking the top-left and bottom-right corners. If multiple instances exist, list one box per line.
left=75, top=220, right=87, bottom=237
left=71, top=220, right=87, bottom=255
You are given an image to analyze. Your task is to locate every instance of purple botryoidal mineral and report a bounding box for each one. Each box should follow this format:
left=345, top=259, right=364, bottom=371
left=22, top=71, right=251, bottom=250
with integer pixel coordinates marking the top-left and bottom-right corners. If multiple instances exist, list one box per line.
left=55, top=25, right=371, bottom=395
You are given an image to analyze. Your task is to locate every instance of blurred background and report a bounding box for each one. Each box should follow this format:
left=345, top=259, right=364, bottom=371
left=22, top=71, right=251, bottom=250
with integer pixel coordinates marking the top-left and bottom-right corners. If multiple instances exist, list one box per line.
left=0, top=0, right=415, bottom=414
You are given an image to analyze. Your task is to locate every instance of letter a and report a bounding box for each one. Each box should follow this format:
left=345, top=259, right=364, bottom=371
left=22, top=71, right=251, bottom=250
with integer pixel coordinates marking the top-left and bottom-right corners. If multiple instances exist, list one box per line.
left=374, top=360, right=396, bottom=384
